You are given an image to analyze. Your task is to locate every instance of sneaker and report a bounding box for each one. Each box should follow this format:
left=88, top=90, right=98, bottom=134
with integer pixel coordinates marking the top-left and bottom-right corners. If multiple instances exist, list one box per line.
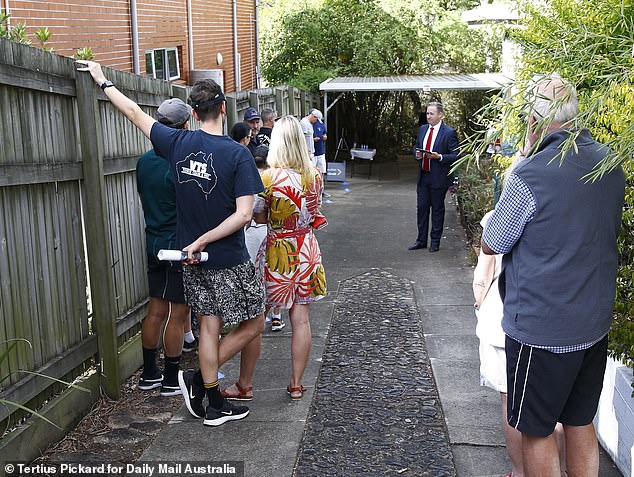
left=203, top=400, right=249, bottom=427
left=138, top=371, right=162, bottom=391
left=271, top=318, right=286, bottom=332
left=160, top=379, right=182, bottom=397
left=323, top=192, right=332, bottom=198
left=183, top=337, right=198, bottom=353
left=178, top=370, right=205, bottom=418
left=264, top=315, right=273, bottom=324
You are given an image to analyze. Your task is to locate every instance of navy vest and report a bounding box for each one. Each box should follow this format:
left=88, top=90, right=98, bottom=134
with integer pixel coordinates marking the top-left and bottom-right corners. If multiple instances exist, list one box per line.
left=501, top=129, right=625, bottom=346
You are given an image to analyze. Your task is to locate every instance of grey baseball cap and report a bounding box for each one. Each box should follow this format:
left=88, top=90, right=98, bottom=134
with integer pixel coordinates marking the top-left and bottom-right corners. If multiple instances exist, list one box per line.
left=156, top=98, right=192, bottom=128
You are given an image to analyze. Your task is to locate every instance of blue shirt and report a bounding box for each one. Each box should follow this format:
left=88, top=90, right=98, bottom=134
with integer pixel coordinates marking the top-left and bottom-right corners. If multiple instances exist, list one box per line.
left=150, top=122, right=264, bottom=269
left=313, top=121, right=327, bottom=156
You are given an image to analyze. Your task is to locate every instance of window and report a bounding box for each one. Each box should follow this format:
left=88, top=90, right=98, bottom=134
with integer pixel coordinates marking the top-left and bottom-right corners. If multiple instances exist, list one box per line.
left=145, top=47, right=180, bottom=81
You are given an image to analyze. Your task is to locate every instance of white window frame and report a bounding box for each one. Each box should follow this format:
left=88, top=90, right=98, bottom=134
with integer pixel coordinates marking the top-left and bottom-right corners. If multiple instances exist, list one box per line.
left=145, top=47, right=180, bottom=81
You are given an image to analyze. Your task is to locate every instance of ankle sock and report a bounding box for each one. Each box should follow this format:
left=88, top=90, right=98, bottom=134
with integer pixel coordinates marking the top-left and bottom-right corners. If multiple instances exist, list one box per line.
left=204, top=380, right=224, bottom=408
left=163, top=356, right=181, bottom=384
left=142, top=347, right=160, bottom=377
left=184, top=331, right=195, bottom=343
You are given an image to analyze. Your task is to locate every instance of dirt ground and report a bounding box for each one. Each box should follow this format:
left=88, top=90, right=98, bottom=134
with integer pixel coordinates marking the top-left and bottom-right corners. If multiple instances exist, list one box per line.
left=33, top=351, right=199, bottom=467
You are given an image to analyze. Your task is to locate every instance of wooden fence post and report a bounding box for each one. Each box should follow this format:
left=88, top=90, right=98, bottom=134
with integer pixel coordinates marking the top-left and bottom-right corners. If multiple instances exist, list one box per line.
left=300, top=90, right=308, bottom=117
left=74, top=73, right=121, bottom=399
left=275, top=87, right=284, bottom=116
left=226, top=93, right=237, bottom=131
left=248, top=91, right=259, bottom=110
left=287, top=86, right=296, bottom=117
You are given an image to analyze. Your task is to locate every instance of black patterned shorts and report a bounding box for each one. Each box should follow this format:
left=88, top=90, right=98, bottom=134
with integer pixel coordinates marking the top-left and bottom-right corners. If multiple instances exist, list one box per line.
left=183, top=260, right=265, bottom=326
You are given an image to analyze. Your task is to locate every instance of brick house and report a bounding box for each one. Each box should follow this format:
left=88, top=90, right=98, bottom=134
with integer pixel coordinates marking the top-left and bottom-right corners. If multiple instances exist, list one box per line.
left=1, top=0, right=259, bottom=92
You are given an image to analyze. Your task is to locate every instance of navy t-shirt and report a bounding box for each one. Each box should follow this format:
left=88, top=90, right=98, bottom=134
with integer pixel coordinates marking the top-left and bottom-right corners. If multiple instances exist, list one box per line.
left=150, top=122, right=264, bottom=269
left=313, top=121, right=327, bottom=156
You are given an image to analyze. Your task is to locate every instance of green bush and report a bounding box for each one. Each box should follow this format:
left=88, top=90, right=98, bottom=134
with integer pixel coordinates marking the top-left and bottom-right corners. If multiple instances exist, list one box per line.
left=613, top=169, right=634, bottom=369
left=454, top=160, right=496, bottom=254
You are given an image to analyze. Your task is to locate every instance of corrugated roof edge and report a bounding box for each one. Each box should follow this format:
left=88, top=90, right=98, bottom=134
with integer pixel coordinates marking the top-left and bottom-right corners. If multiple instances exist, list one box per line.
left=319, top=73, right=513, bottom=92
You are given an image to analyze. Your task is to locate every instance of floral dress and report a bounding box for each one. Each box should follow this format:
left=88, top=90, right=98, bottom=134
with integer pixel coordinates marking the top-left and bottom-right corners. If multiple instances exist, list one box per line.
left=254, top=167, right=327, bottom=308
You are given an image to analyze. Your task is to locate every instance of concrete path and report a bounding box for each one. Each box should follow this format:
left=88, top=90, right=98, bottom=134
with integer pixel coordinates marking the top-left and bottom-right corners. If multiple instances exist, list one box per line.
left=140, top=156, right=622, bottom=476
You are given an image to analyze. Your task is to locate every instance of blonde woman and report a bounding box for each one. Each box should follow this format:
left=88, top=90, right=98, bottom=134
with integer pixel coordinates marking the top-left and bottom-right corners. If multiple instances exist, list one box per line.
left=253, top=115, right=327, bottom=399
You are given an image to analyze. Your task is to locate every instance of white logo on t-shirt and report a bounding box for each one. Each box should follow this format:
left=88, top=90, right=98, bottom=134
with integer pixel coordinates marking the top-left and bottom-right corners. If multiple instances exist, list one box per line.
left=176, top=151, right=218, bottom=195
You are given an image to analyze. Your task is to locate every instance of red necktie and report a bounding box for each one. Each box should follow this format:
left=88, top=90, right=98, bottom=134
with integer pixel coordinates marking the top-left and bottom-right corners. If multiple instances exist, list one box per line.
left=423, top=127, right=434, bottom=172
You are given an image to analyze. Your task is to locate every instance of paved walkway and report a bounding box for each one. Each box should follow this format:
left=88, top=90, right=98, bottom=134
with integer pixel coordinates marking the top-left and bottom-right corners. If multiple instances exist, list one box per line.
left=141, top=156, right=622, bottom=476
left=295, top=269, right=454, bottom=476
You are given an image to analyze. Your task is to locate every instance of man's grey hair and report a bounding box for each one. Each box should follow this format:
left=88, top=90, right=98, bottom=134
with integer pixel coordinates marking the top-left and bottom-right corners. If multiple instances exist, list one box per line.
left=261, top=108, right=277, bottom=124
left=427, top=101, right=444, bottom=114
left=531, top=73, right=578, bottom=124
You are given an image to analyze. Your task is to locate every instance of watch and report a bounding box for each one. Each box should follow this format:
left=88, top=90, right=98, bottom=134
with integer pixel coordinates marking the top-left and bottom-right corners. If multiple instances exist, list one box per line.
left=100, top=80, right=114, bottom=91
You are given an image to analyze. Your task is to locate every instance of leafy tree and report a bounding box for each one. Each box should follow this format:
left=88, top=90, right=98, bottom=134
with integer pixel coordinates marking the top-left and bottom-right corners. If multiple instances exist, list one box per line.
left=260, top=0, right=502, bottom=155
left=261, top=0, right=499, bottom=90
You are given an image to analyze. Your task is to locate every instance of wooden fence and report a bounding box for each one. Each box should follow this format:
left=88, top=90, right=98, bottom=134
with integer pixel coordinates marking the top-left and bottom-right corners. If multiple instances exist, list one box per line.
left=0, top=37, right=317, bottom=465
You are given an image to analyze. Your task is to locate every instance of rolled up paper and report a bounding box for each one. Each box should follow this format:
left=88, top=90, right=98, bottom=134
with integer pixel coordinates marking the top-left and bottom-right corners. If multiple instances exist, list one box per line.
left=157, top=250, right=208, bottom=262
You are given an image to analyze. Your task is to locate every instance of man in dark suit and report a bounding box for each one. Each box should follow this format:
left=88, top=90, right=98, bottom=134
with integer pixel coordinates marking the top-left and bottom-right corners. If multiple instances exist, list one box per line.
left=409, top=102, right=459, bottom=252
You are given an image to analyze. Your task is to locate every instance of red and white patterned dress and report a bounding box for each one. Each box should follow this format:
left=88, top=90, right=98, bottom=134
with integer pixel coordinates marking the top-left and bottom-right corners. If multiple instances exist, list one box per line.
left=254, top=167, right=327, bottom=308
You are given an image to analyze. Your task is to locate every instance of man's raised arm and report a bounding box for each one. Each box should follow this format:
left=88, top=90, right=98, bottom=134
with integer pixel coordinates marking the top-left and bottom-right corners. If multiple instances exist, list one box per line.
left=76, top=60, right=156, bottom=139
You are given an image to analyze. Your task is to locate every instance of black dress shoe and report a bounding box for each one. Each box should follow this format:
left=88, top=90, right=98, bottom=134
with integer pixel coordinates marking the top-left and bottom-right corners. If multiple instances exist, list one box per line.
left=408, top=242, right=427, bottom=250
left=429, top=244, right=439, bottom=252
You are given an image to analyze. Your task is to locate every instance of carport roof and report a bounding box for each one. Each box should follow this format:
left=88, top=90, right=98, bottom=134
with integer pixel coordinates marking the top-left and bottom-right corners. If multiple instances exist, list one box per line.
left=319, top=73, right=511, bottom=92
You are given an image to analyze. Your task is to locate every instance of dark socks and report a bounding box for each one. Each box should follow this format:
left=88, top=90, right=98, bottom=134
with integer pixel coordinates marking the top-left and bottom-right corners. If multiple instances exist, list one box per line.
left=142, top=347, right=159, bottom=377
left=204, top=380, right=224, bottom=409
left=194, top=369, right=204, bottom=386
left=163, top=355, right=181, bottom=384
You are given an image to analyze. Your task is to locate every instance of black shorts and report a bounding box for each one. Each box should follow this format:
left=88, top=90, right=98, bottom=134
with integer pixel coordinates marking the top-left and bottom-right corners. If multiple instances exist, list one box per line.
left=506, top=335, right=608, bottom=437
left=147, top=254, right=186, bottom=304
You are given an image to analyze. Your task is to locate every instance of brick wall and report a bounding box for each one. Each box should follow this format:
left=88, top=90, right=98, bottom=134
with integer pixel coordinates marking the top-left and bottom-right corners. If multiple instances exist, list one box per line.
left=137, top=0, right=189, bottom=81
left=7, top=0, right=134, bottom=71
left=236, top=0, right=257, bottom=90
left=4, top=0, right=259, bottom=92
left=190, top=0, right=233, bottom=89
left=188, top=0, right=257, bottom=92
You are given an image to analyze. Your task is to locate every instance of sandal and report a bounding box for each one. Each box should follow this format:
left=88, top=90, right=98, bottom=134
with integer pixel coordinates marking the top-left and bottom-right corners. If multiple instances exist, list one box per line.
left=221, top=382, right=253, bottom=401
left=286, top=385, right=306, bottom=400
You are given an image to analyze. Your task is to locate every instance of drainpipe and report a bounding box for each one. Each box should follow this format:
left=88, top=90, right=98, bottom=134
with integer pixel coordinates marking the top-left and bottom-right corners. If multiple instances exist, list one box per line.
left=232, top=0, right=240, bottom=91
left=254, top=0, right=261, bottom=88
left=129, top=0, right=140, bottom=74
left=4, top=1, right=10, bottom=27
left=187, top=0, right=194, bottom=73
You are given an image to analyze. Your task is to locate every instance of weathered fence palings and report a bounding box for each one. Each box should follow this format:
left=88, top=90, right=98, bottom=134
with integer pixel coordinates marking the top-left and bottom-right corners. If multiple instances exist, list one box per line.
left=0, top=36, right=317, bottom=464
